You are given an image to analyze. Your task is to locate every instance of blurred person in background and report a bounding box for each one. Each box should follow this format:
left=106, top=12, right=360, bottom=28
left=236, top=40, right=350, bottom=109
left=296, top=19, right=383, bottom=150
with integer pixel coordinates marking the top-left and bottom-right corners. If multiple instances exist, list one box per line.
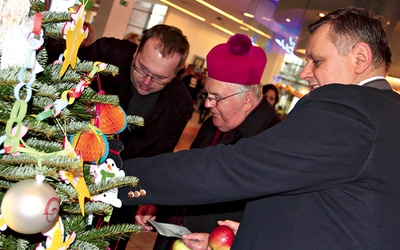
left=262, top=83, right=279, bottom=107
left=123, top=32, right=141, bottom=44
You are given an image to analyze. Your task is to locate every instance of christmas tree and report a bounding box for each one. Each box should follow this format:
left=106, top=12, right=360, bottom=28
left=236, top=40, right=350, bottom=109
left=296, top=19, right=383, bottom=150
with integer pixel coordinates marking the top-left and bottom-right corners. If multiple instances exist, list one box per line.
left=0, top=0, right=144, bottom=249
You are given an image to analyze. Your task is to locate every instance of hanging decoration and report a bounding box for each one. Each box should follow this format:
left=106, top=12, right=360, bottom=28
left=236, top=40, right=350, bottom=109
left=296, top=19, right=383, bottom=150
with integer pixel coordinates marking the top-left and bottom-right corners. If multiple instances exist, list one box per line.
left=35, top=217, right=76, bottom=250
left=59, top=2, right=88, bottom=76
left=92, top=104, right=128, bottom=135
left=1, top=175, right=60, bottom=234
left=0, top=0, right=30, bottom=69
left=70, top=124, right=109, bottom=163
left=91, top=140, right=125, bottom=210
left=59, top=165, right=92, bottom=217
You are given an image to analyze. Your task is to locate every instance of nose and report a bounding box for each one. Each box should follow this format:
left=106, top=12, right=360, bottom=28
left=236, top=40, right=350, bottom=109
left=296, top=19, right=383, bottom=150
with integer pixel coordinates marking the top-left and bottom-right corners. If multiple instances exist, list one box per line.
left=142, top=75, right=153, bottom=85
left=204, top=98, right=213, bottom=108
left=299, top=63, right=313, bottom=81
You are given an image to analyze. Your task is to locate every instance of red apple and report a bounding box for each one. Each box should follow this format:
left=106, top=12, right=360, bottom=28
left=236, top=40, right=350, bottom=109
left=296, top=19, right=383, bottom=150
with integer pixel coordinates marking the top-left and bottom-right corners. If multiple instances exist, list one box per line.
left=208, top=225, right=235, bottom=250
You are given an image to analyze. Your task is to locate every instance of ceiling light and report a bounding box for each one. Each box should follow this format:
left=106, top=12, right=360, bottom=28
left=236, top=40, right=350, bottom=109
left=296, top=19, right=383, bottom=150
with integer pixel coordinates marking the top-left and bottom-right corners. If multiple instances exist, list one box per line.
left=242, top=23, right=271, bottom=39
left=196, top=0, right=243, bottom=23
left=160, top=0, right=206, bottom=22
left=210, top=23, right=235, bottom=36
left=239, top=26, right=249, bottom=31
left=196, top=0, right=271, bottom=39
left=262, top=16, right=272, bottom=22
left=286, top=18, right=291, bottom=22
left=318, top=13, right=325, bottom=17
left=244, top=12, right=254, bottom=18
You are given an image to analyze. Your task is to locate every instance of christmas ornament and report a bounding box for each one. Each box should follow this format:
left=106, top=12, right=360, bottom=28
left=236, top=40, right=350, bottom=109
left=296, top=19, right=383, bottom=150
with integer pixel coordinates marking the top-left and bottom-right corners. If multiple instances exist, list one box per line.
left=59, top=166, right=91, bottom=217
left=0, top=215, right=7, bottom=231
left=1, top=177, right=60, bottom=234
left=91, top=140, right=125, bottom=209
left=70, top=124, right=109, bottom=163
left=92, top=104, right=127, bottom=135
left=35, top=217, right=76, bottom=250
left=60, top=3, right=88, bottom=76
left=0, top=0, right=30, bottom=69
left=91, top=158, right=125, bottom=208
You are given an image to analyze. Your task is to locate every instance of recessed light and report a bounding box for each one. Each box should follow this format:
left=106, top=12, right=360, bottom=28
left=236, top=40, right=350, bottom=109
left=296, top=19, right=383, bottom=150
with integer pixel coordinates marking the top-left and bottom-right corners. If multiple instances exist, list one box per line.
left=262, top=16, right=271, bottom=22
left=244, top=12, right=254, bottom=18
left=286, top=18, right=291, bottom=22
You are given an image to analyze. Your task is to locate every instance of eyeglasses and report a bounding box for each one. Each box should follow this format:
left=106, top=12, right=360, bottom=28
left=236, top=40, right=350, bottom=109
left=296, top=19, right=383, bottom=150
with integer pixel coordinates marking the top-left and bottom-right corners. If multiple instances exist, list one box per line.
left=201, top=90, right=248, bottom=107
left=132, top=63, right=170, bottom=87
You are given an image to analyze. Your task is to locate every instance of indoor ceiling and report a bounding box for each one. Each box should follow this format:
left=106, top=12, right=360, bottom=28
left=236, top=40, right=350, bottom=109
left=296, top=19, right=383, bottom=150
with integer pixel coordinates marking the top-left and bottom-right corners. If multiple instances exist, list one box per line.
left=150, top=0, right=400, bottom=79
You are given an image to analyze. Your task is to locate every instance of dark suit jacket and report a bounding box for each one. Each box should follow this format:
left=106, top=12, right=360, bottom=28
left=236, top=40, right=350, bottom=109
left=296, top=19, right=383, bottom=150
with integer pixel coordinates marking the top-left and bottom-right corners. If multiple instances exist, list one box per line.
left=183, top=97, right=281, bottom=233
left=121, top=80, right=400, bottom=249
left=78, top=37, right=193, bottom=159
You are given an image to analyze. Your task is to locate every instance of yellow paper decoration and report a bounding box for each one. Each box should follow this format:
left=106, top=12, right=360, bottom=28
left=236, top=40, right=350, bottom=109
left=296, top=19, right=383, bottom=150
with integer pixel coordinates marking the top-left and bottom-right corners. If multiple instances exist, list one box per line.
left=59, top=4, right=88, bottom=77
left=0, top=215, right=7, bottom=231
left=59, top=166, right=91, bottom=216
left=36, top=218, right=76, bottom=250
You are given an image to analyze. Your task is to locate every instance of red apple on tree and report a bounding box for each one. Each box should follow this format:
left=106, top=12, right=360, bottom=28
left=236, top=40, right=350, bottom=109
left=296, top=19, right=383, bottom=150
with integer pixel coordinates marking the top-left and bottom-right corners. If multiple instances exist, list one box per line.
left=208, top=225, right=235, bottom=250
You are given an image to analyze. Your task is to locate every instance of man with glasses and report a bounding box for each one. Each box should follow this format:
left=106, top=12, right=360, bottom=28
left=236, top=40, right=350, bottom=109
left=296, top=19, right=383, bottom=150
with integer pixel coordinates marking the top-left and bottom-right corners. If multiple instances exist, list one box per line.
left=135, top=33, right=281, bottom=249
left=78, top=24, right=192, bottom=250
left=78, top=24, right=192, bottom=160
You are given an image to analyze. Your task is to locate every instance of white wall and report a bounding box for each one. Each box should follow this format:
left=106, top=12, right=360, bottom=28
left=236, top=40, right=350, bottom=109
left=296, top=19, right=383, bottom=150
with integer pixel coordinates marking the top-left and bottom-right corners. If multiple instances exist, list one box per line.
left=94, top=0, right=136, bottom=40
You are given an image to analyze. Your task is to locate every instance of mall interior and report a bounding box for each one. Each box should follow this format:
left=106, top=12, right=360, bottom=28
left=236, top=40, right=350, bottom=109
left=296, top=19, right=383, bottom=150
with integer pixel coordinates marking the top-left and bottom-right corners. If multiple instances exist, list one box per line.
left=48, top=0, right=400, bottom=248
left=68, top=0, right=400, bottom=115
left=69, top=0, right=400, bottom=116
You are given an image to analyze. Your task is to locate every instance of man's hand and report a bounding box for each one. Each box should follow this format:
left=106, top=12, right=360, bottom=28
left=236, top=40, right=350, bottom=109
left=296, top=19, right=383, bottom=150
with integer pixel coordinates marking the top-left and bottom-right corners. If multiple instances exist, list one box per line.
left=135, top=204, right=157, bottom=231
left=217, top=220, right=240, bottom=235
left=182, top=233, right=211, bottom=250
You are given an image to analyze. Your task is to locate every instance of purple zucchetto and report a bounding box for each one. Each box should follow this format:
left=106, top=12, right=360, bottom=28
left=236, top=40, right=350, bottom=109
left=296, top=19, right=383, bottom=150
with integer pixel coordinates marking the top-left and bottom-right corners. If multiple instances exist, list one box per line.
left=206, top=34, right=267, bottom=85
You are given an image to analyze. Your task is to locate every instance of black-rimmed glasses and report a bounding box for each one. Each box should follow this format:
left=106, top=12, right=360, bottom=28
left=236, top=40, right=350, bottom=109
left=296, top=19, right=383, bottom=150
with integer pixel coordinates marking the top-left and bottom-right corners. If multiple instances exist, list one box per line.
left=132, top=63, right=170, bottom=87
left=201, top=90, right=248, bottom=107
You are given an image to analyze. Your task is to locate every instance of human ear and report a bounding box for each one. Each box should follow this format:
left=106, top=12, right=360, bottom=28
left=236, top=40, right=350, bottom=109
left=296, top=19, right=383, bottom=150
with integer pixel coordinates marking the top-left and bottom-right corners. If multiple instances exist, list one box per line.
left=352, top=42, right=372, bottom=74
left=243, top=92, right=254, bottom=111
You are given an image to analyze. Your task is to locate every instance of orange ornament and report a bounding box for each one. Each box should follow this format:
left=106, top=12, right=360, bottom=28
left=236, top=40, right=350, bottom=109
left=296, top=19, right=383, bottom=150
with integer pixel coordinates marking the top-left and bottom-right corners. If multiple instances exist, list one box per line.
left=71, top=129, right=108, bottom=163
left=92, top=104, right=127, bottom=135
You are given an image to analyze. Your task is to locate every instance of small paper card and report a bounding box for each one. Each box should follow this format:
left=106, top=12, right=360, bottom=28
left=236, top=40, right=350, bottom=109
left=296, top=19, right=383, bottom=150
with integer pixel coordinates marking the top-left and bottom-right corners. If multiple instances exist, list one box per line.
left=147, top=220, right=191, bottom=238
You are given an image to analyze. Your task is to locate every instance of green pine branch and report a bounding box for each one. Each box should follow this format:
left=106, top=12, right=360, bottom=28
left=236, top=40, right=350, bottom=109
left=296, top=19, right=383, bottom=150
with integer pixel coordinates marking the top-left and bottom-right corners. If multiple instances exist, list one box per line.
left=0, top=1, right=145, bottom=248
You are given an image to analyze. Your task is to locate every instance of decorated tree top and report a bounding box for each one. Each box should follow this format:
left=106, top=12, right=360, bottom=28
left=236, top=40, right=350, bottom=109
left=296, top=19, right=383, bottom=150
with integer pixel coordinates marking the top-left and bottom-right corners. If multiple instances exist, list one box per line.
left=0, top=0, right=144, bottom=249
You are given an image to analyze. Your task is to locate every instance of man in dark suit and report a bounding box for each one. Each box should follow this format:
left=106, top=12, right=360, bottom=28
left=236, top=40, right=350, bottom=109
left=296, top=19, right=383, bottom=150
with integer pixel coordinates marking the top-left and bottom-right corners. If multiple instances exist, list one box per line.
left=119, top=6, right=400, bottom=249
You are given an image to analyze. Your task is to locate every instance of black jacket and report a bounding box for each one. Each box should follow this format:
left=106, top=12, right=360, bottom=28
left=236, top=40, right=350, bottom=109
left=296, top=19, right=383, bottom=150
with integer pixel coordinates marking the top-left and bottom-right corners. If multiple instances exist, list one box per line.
left=183, top=97, right=281, bottom=233
left=121, top=81, right=400, bottom=249
left=78, top=37, right=193, bottom=159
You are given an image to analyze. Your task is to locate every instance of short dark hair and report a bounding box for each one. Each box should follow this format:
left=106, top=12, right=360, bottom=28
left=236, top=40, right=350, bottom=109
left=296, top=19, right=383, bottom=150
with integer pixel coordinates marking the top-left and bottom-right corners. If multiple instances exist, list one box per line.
left=138, top=24, right=190, bottom=72
left=262, top=84, right=279, bottom=106
left=308, top=6, right=391, bottom=72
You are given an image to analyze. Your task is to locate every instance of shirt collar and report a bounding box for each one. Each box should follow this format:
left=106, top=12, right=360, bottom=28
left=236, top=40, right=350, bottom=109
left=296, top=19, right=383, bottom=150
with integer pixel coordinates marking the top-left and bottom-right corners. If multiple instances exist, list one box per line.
left=358, top=76, right=385, bottom=86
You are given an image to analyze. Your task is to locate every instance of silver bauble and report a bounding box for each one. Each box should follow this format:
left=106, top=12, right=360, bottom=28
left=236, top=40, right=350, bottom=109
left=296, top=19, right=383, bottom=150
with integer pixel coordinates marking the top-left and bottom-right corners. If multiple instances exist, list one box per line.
left=1, top=179, right=60, bottom=234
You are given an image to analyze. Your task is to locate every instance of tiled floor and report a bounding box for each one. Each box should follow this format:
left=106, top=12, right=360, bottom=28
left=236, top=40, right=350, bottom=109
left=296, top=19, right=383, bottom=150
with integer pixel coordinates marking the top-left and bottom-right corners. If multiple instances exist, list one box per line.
left=125, top=110, right=203, bottom=249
